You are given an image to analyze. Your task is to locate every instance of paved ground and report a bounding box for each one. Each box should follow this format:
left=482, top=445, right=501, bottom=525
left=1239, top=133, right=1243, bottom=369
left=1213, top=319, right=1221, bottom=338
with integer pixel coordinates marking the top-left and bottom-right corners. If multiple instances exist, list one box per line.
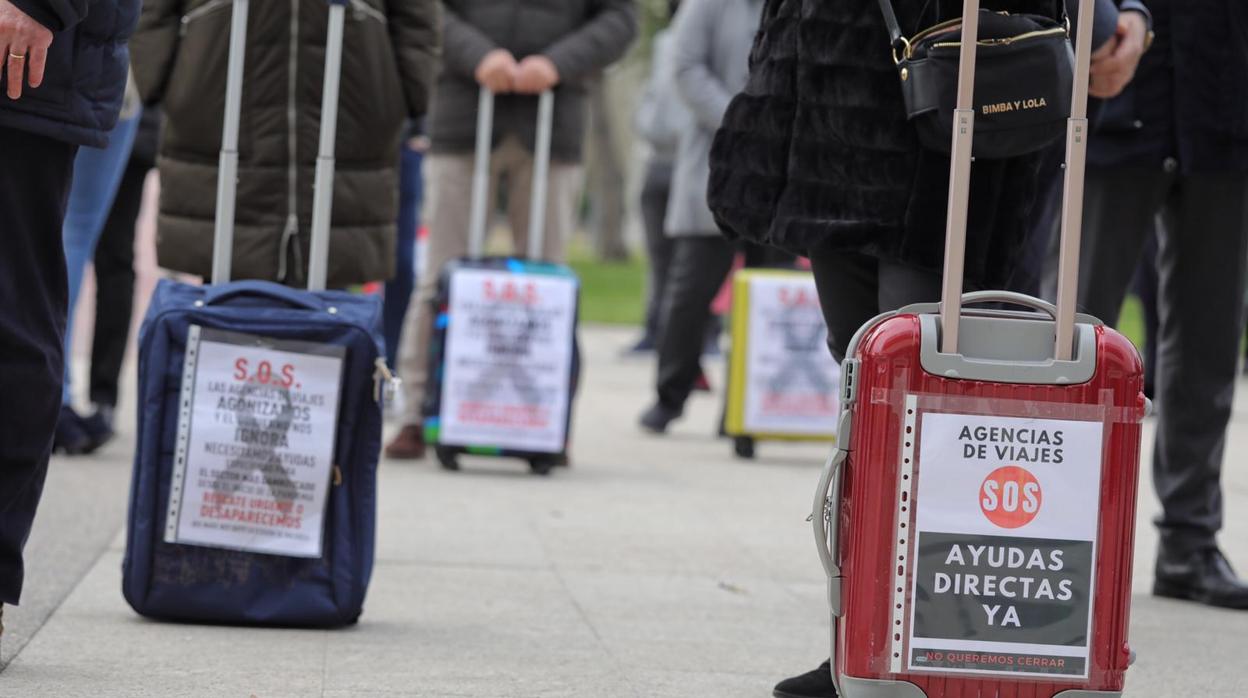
left=3, top=325, right=1248, bottom=697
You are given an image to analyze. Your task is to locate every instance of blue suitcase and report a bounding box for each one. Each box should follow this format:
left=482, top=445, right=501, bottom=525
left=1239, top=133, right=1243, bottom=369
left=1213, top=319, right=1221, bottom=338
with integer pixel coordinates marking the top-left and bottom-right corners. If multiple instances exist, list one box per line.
left=121, top=0, right=388, bottom=627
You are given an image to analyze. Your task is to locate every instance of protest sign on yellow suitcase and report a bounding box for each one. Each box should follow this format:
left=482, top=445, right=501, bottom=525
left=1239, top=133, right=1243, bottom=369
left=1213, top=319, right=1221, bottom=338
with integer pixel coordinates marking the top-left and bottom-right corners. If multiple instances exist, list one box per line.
left=724, top=269, right=840, bottom=451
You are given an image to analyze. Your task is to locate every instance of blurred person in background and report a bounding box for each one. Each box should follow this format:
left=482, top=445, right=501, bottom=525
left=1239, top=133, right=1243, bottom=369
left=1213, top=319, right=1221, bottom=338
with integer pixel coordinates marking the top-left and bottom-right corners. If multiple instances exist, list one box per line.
left=129, top=0, right=440, bottom=288
left=0, top=0, right=137, bottom=646
left=623, top=0, right=688, bottom=356
left=707, top=0, right=1145, bottom=695
left=384, top=120, right=430, bottom=375
left=636, top=0, right=793, bottom=435
left=53, top=75, right=141, bottom=455
left=1066, top=0, right=1248, bottom=610
left=78, top=108, right=164, bottom=452
left=386, top=0, right=638, bottom=460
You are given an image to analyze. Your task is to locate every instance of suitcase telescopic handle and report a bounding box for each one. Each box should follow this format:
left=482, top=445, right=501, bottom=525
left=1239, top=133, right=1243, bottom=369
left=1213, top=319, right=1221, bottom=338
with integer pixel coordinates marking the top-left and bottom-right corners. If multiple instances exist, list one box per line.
left=210, top=0, right=250, bottom=285
left=938, top=0, right=1098, bottom=360
left=211, top=0, right=349, bottom=290
left=467, top=87, right=557, bottom=260
left=306, top=0, right=351, bottom=291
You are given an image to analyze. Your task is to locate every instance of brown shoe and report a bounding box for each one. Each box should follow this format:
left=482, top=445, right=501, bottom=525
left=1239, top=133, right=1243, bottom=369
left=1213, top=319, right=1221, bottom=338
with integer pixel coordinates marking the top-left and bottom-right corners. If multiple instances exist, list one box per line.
left=385, top=424, right=426, bottom=460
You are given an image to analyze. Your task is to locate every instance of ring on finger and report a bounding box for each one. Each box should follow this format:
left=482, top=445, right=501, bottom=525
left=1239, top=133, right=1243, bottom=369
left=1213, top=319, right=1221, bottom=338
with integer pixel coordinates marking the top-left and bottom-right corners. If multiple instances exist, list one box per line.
left=9, top=51, right=26, bottom=60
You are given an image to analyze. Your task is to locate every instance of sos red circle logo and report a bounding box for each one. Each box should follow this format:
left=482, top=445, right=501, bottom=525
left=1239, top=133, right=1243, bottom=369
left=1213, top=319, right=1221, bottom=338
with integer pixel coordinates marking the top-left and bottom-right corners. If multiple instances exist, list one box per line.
left=980, top=466, right=1042, bottom=529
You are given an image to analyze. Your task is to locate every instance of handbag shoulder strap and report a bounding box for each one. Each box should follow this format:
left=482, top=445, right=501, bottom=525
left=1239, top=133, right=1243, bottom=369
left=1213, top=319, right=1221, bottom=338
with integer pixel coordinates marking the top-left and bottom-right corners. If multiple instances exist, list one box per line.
left=876, top=0, right=906, bottom=46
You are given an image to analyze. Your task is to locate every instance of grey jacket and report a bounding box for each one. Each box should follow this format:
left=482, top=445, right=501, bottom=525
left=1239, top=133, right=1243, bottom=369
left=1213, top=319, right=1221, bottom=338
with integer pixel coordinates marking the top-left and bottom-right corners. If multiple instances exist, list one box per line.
left=430, top=0, right=637, bottom=162
left=633, top=29, right=694, bottom=167
left=665, top=0, right=763, bottom=237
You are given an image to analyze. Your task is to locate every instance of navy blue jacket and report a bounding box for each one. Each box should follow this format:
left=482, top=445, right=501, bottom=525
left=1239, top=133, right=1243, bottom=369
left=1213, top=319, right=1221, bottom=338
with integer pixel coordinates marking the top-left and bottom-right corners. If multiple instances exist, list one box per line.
left=0, top=0, right=139, bottom=147
left=1091, top=0, right=1248, bottom=174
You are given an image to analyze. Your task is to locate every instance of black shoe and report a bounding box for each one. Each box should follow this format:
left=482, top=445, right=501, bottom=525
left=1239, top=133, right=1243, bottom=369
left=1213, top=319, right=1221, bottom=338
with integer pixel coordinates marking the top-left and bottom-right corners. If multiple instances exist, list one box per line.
left=639, top=403, right=682, bottom=434
left=1154, top=546, right=1248, bottom=609
left=53, top=405, right=93, bottom=455
left=703, top=315, right=723, bottom=357
left=621, top=335, right=657, bottom=355
left=82, top=404, right=116, bottom=452
left=774, top=660, right=838, bottom=698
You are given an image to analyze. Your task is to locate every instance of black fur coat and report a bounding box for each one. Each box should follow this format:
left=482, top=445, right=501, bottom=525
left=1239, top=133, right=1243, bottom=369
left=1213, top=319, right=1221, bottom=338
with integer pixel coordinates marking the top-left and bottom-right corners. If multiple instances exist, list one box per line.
left=709, top=0, right=1063, bottom=287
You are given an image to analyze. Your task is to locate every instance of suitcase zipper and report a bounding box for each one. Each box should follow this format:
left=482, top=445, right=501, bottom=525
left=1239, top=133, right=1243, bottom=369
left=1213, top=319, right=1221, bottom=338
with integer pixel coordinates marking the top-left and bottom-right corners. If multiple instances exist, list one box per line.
left=347, top=0, right=386, bottom=25
left=179, top=0, right=232, bottom=35
left=372, top=358, right=400, bottom=404
left=279, top=0, right=301, bottom=284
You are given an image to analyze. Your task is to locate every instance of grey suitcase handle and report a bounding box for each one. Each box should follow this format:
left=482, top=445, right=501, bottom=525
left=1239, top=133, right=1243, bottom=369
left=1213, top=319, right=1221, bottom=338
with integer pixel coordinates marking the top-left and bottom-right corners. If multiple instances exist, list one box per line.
left=467, top=87, right=556, bottom=260
left=813, top=449, right=846, bottom=581
left=938, top=0, right=1098, bottom=360
left=211, top=0, right=348, bottom=291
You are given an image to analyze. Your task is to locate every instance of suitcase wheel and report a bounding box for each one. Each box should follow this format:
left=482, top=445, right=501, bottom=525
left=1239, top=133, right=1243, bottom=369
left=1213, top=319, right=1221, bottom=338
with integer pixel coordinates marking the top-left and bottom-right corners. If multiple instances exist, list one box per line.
left=733, top=436, right=756, bottom=460
left=435, top=446, right=460, bottom=471
left=528, top=457, right=555, bottom=476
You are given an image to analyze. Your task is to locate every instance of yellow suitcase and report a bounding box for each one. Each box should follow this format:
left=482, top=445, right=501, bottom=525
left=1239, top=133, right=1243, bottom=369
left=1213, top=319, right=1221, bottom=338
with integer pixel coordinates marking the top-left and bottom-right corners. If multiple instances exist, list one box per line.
left=724, top=269, right=840, bottom=458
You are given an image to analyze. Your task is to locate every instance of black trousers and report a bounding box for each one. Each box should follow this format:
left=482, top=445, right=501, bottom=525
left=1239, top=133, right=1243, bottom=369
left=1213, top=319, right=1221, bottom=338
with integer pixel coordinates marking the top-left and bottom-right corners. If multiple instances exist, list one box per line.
left=640, top=161, right=675, bottom=342
left=0, top=127, right=78, bottom=605
left=654, top=236, right=788, bottom=411
left=1130, top=230, right=1160, bottom=399
left=88, top=140, right=154, bottom=408
left=1076, top=167, right=1248, bottom=554
left=808, top=250, right=951, bottom=363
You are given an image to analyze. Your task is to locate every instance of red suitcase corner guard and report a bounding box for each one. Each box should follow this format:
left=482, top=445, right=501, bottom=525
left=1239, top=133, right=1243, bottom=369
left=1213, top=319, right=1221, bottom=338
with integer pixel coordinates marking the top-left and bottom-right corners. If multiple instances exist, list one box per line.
left=831, top=313, right=1145, bottom=698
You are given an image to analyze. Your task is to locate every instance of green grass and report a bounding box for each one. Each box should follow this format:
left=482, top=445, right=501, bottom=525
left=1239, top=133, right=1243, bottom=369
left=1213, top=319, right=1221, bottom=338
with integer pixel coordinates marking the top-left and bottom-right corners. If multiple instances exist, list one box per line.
left=1116, top=296, right=1145, bottom=350
left=566, top=244, right=1154, bottom=347
left=569, top=253, right=647, bottom=326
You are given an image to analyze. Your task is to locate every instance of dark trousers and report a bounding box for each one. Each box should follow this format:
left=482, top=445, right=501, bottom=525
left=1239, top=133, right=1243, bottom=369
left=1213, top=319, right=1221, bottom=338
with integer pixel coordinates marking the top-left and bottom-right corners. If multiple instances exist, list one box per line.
left=640, top=161, right=675, bottom=342
left=384, top=144, right=425, bottom=369
left=1077, top=167, right=1248, bottom=554
left=0, top=128, right=78, bottom=605
left=1008, top=145, right=1065, bottom=299
left=808, top=250, right=950, bottom=362
left=88, top=142, right=155, bottom=408
left=1131, top=230, right=1161, bottom=399
left=654, top=236, right=787, bottom=411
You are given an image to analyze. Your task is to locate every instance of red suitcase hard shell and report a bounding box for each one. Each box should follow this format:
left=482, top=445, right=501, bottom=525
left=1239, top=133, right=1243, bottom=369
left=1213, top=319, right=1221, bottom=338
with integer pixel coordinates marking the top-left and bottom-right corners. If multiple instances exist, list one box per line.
left=812, top=1, right=1147, bottom=696
left=816, top=301, right=1145, bottom=696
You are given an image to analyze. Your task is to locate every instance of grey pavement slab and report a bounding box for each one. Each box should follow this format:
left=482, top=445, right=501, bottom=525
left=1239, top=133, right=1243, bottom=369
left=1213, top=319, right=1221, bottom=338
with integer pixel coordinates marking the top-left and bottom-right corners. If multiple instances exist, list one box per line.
left=2, top=326, right=1248, bottom=697
left=0, top=410, right=132, bottom=669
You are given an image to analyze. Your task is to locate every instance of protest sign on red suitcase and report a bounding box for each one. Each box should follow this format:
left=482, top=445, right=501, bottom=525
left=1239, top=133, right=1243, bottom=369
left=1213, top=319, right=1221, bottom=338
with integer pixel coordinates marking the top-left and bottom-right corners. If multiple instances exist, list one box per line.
left=811, top=0, right=1148, bottom=695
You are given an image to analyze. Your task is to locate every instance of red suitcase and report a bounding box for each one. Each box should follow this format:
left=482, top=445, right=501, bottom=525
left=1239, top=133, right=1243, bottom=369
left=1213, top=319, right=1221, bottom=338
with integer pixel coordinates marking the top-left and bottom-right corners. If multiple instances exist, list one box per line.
left=812, top=1, right=1147, bottom=696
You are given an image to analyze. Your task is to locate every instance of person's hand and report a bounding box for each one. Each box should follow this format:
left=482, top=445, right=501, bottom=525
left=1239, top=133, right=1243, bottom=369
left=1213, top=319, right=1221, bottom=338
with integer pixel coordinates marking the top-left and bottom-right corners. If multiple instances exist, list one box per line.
left=512, top=55, right=559, bottom=94
left=1090, top=33, right=1119, bottom=66
left=475, top=49, right=518, bottom=93
left=1088, top=11, right=1148, bottom=99
left=0, top=0, right=53, bottom=100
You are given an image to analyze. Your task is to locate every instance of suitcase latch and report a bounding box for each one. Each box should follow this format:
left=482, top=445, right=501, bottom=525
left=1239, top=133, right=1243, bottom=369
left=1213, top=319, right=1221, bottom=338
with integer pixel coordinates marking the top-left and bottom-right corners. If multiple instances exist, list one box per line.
left=839, top=359, right=859, bottom=405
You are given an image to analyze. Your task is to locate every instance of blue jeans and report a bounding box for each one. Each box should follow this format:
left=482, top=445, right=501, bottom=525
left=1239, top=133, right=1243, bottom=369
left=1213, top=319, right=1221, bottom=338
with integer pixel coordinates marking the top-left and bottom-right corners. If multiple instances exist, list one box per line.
left=383, top=144, right=424, bottom=369
left=61, top=112, right=141, bottom=403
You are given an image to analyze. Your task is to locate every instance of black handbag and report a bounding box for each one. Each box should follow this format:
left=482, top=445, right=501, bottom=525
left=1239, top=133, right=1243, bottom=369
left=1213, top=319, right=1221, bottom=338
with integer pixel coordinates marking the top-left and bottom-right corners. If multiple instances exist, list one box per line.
left=879, top=0, right=1075, bottom=158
